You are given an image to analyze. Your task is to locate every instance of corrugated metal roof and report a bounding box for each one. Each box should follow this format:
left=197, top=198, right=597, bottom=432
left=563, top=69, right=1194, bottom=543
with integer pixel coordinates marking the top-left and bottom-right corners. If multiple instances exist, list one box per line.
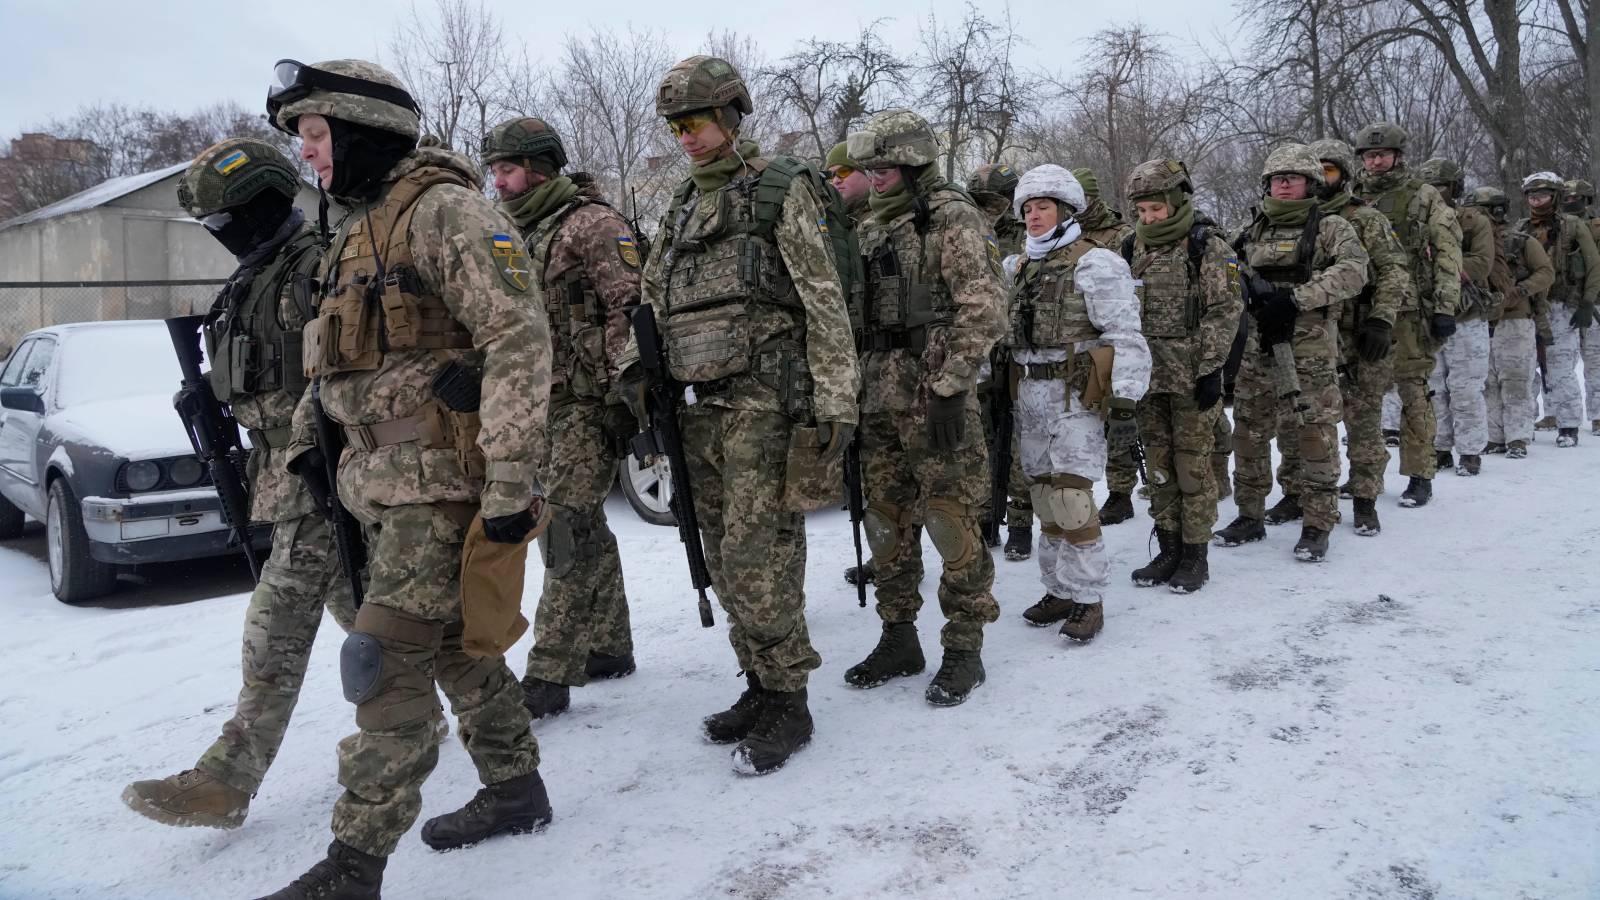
left=0, top=162, right=189, bottom=232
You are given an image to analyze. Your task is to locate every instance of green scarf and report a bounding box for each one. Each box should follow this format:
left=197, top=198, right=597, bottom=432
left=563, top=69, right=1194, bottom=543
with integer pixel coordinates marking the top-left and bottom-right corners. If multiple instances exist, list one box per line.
left=690, top=140, right=761, bottom=192
left=497, top=175, right=579, bottom=230
left=1359, top=167, right=1407, bottom=194
left=1262, top=196, right=1319, bottom=226
left=868, top=165, right=946, bottom=222
left=1318, top=189, right=1356, bottom=217
left=1134, top=200, right=1196, bottom=247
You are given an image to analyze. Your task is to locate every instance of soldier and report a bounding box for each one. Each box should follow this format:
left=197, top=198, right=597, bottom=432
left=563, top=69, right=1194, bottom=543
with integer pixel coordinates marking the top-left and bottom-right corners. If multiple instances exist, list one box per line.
left=1469, top=187, right=1556, bottom=458
left=1002, top=165, right=1149, bottom=637
left=1518, top=171, right=1600, bottom=447
left=479, top=117, right=639, bottom=720
left=261, top=59, right=553, bottom=898
left=1419, top=158, right=1495, bottom=475
left=121, top=139, right=359, bottom=831
left=827, top=141, right=871, bottom=223
left=1563, top=178, right=1600, bottom=435
left=1120, top=159, right=1241, bottom=593
left=618, top=56, right=858, bottom=773
left=1353, top=122, right=1462, bottom=507
left=1215, top=144, right=1368, bottom=562
left=1304, top=139, right=1410, bottom=536
left=840, top=108, right=1002, bottom=706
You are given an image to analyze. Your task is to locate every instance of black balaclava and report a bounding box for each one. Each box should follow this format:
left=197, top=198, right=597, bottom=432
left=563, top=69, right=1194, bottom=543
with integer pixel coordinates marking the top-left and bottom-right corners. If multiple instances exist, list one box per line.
left=327, top=117, right=417, bottom=203
left=208, top=190, right=294, bottom=258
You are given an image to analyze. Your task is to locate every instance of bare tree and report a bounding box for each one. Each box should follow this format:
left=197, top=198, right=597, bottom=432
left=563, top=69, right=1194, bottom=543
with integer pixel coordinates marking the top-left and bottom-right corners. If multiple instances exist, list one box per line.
left=918, top=3, right=999, bottom=181
left=387, top=0, right=537, bottom=156
left=762, top=24, right=909, bottom=160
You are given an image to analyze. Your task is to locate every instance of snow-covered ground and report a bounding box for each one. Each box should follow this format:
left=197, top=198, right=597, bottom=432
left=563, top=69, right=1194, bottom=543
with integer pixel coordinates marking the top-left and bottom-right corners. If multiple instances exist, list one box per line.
left=2, top=427, right=1596, bottom=900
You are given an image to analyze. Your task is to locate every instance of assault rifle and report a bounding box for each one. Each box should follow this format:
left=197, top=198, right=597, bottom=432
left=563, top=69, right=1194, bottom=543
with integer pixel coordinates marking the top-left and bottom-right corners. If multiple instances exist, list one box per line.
left=843, top=428, right=867, bottom=608
left=1244, top=274, right=1310, bottom=423
left=310, top=379, right=367, bottom=607
left=165, top=315, right=261, bottom=579
left=984, top=347, right=1013, bottom=547
left=626, top=304, right=714, bottom=628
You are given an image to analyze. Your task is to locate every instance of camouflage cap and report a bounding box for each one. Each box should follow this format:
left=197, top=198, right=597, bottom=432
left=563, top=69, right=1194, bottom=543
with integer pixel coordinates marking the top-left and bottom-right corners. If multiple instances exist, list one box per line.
left=1521, top=171, right=1563, bottom=194
left=1071, top=167, right=1101, bottom=201
left=1125, top=158, right=1193, bottom=201
left=1261, top=143, right=1326, bottom=188
left=271, top=59, right=420, bottom=139
left=1308, top=138, right=1358, bottom=182
left=1013, top=164, right=1086, bottom=220
left=968, top=163, right=1020, bottom=198
left=1566, top=178, right=1595, bottom=200
left=482, top=116, right=568, bottom=171
left=847, top=109, right=940, bottom=169
left=1354, top=121, right=1406, bottom=153
left=176, top=138, right=300, bottom=218
left=1418, top=157, right=1464, bottom=187
left=825, top=141, right=856, bottom=170
left=655, top=56, right=753, bottom=119
left=1464, top=185, right=1510, bottom=208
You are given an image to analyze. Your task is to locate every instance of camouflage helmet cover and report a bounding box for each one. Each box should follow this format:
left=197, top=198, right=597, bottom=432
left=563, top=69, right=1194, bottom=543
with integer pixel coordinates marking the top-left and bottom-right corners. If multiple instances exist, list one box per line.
left=176, top=137, right=300, bottom=218
left=1418, top=157, right=1464, bottom=187
left=1261, top=143, right=1326, bottom=188
left=1012, top=164, right=1086, bottom=220
left=655, top=56, right=753, bottom=119
left=847, top=108, right=941, bottom=169
left=1308, top=138, right=1358, bottom=183
left=968, top=163, right=1021, bottom=198
left=1463, top=185, right=1510, bottom=209
left=1071, top=167, right=1101, bottom=201
left=1521, top=171, right=1563, bottom=195
left=271, top=59, right=420, bottom=140
left=1566, top=178, right=1595, bottom=201
left=481, top=116, right=568, bottom=171
left=1354, top=121, right=1407, bottom=153
left=1125, top=158, right=1194, bottom=201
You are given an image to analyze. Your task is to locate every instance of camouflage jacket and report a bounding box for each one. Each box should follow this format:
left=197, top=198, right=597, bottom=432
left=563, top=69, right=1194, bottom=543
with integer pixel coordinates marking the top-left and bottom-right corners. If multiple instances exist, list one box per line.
left=1489, top=224, right=1555, bottom=334
left=1240, top=210, right=1370, bottom=316
left=992, top=209, right=1026, bottom=259
left=1078, top=200, right=1134, bottom=251
left=1517, top=210, right=1600, bottom=307
left=1124, top=230, right=1243, bottom=396
left=290, top=148, right=551, bottom=519
left=1355, top=167, right=1461, bottom=317
left=1327, top=196, right=1409, bottom=340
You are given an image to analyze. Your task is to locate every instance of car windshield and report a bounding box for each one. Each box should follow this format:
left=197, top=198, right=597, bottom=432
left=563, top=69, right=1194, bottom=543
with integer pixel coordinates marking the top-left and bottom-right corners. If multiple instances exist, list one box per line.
left=55, top=324, right=185, bottom=408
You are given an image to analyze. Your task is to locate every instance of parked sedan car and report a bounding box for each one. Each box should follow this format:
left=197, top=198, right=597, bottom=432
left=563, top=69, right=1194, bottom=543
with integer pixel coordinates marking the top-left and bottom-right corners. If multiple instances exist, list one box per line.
left=0, top=321, right=268, bottom=602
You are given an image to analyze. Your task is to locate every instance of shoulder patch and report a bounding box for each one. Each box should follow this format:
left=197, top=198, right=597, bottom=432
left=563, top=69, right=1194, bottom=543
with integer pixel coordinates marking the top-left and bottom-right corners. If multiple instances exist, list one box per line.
left=488, top=232, right=531, bottom=292
left=984, top=232, right=1001, bottom=265
left=817, top=216, right=830, bottom=236
left=615, top=235, right=642, bottom=269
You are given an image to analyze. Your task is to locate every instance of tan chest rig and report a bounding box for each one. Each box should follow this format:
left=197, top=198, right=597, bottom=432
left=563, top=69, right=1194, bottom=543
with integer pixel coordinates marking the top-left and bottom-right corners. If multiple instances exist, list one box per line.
left=1525, top=214, right=1587, bottom=304
left=527, top=197, right=613, bottom=397
left=1129, top=240, right=1200, bottom=339
left=1005, top=240, right=1107, bottom=400
left=856, top=191, right=965, bottom=353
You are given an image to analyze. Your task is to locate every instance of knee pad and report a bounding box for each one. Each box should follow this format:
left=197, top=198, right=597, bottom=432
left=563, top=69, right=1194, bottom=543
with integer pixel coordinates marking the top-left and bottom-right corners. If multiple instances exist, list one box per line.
left=1031, top=478, right=1095, bottom=532
left=538, top=506, right=589, bottom=580
left=345, top=604, right=444, bottom=732
left=924, top=498, right=979, bottom=569
left=863, top=501, right=908, bottom=565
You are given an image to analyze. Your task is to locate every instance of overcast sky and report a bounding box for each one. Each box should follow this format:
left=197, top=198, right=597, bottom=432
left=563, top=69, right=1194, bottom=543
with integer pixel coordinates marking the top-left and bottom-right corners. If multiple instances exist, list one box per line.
left=0, top=0, right=1237, bottom=140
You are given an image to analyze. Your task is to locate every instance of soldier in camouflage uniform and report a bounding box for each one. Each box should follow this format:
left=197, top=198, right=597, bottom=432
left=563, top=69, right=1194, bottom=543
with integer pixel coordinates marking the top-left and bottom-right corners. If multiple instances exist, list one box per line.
left=840, top=109, right=1002, bottom=707
left=1353, top=122, right=1462, bottom=508
left=1518, top=171, right=1600, bottom=447
left=617, top=57, right=859, bottom=774
left=1562, top=178, right=1600, bottom=434
left=1003, top=165, right=1150, bottom=639
left=1469, top=187, right=1556, bottom=457
left=827, top=141, right=871, bottom=224
left=480, top=117, right=639, bottom=721
left=1120, top=159, right=1241, bottom=593
left=261, top=59, right=553, bottom=899
left=1215, top=144, right=1368, bottom=562
left=122, top=139, right=358, bottom=831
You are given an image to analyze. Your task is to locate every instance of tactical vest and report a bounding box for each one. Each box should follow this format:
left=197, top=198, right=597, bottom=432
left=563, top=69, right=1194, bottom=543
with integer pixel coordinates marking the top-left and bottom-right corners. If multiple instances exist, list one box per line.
left=303, top=167, right=476, bottom=378
left=857, top=188, right=971, bottom=353
left=203, top=228, right=320, bottom=420
left=1130, top=241, right=1199, bottom=339
left=1006, top=238, right=1102, bottom=351
left=1364, top=177, right=1434, bottom=297
left=1244, top=209, right=1322, bottom=288
left=1491, top=230, right=1536, bottom=320
left=1522, top=213, right=1587, bottom=304
left=526, top=195, right=618, bottom=392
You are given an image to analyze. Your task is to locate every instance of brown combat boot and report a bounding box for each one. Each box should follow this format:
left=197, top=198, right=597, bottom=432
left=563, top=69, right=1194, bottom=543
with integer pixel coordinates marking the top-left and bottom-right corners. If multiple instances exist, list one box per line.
left=1022, top=594, right=1075, bottom=627
left=1535, top=415, right=1557, bottom=430
left=1506, top=440, right=1528, bottom=459
left=1058, top=601, right=1104, bottom=643
left=1455, top=454, right=1481, bottom=476
left=122, top=768, right=250, bottom=829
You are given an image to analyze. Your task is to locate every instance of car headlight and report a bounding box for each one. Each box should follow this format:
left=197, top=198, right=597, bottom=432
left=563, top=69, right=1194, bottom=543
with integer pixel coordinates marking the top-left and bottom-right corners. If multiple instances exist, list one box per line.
left=168, top=457, right=203, bottom=486
left=124, top=460, right=162, bottom=492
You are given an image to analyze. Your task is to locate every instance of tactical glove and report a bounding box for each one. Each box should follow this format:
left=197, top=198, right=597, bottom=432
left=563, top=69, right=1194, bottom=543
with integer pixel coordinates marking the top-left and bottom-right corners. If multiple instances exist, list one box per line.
left=1571, top=301, right=1595, bottom=330
left=1356, top=318, right=1393, bottom=363
left=1104, top=396, right=1139, bottom=456
left=287, top=447, right=333, bottom=517
left=816, top=420, right=854, bottom=464
left=601, top=401, right=639, bottom=449
left=1429, top=313, right=1457, bottom=342
left=1253, top=286, right=1300, bottom=343
left=483, top=507, right=537, bottom=544
left=1193, top=369, right=1223, bottom=411
left=616, top=364, right=647, bottom=426
left=927, top=392, right=967, bottom=451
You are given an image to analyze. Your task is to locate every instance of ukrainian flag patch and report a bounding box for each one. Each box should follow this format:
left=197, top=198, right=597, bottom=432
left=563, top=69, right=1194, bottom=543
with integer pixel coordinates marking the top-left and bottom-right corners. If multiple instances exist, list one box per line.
left=817, top=216, right=830, bottom=235
left=984, top=232, right=1001, bottom=265
left=616, top=235, right=641, bottom=269
left=487, top=233, right=530, bottom=292
left=215, top=150, right=249, bottom=176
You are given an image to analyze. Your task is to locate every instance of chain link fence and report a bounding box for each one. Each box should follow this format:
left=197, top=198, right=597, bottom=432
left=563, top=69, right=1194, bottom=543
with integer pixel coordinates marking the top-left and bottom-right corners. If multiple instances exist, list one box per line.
left=0, top=279, right=225, bottom=353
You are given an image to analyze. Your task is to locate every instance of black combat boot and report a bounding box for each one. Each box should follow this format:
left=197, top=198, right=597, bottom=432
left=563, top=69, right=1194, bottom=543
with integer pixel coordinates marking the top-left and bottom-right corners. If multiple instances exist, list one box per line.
left=1131, top=527, right=1182, bottom=587
left=843, top=622, right=925, bottom=688
left=1099, top=491, right=1134, bottom=525
left=1399, top=476, right=1432, bottom=508
left=732, top=688, right=813, bottom=775
left=584, top=651, right=636, bottom=680
left=843, top=561, right=875, bottom=586
left=1004, top=524, right=1033, bottom=561
left=1214, top=515, right=1266, bottom=546
left=1022, top=594, right=1075, bottom=627
left=1383, top=429, right=1401, bottom=446
left=520, top=677, right=570, bottom=720
left=1435, top=449, right=1454, bottom=471
left=924, top=648, right=986, bottom=707
left=1484, top=442, right=1507, bottom=454
left=1058, top=601, right=1104, bottom=643
left=1557, top=427, right=1580, bottom=447
left=1455, top=454, right=1481, bottom=476
left=1352, top=498, right=1381, bottom=536
left=1264, top=494, right=1302, bottom=525
left=704, top=672, right=763, bottom=744
left=420, top=771, right=552, bottom=851
left=254, top=841, right=385, bottom=900
left=1293, top=525, right=1330, bottom=562
left=1338, top=481, right=1352, bottom=499
left=1167, top=543, right=1209, bottom=594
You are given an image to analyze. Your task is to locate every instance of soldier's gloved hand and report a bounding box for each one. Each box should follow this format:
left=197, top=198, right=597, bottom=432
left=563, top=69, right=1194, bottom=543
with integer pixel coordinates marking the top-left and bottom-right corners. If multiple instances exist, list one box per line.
left=1571, top=301, right=1595, bottom=329
left=816, top=420, right=854, bottom=464
left=1253, top=287, right=1299, bottom=338
left=1193, top=369, right=1223, bottom=411
left=616, top=364, right=647, bottom=426
left=287, top=447, right=333, bottom=517
left=1357, top=318, right=1393, bottom=363
left=1104, top=396, right=1139, bottom=456
left=1537, top=327, right=1553, bottom=348
left=482, top=508, right=537, bottom=544
left=926, top=392, right=967, bottom=451
left=601, top=401, right=639, bottom=448
left=1429, top=313, right=1457, bottom=341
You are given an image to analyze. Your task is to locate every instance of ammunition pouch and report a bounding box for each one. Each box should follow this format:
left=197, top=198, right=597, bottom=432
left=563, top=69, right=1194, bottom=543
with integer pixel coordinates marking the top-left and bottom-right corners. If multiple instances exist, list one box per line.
left=860, top=243, right=954, bottom=345
left=781, top=423, right=843, bottom=512
left=343, top=402, right=485, bottom=480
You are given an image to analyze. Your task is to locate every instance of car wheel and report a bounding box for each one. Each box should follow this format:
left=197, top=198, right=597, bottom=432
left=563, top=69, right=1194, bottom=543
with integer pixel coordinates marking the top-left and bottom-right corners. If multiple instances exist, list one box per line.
left=0, top=492, right=23, bottom=539
left=46, top=478, right=116, bottom=603
left=617, top=454, right=677, bottom=527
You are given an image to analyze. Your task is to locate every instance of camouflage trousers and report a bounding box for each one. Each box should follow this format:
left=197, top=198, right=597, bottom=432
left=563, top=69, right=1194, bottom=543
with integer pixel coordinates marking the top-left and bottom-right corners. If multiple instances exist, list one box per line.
left=862, top=401, right=999, bottom=651
left=1487, top=318, right=1538, bottom=444
left=1232, top=322, right=1343, bottom=531
left=332, top=501, right=539, bottom=857
left=1136, top=392, right=1220, bottom=543
left=1545, top=301, right=1585, bottom=427
left=1390, top=311, right=1439, bottom=478
left=1583, top=323, right=1600, bottom=421
left=680, top=405, right=820, bottom=691
left=1429, top=319, right=1490, bottom=454
left=1337, top=348, right=1394, bottom=501
left=1212, top=412, right=1232, bottom=495
left=524, top=394, right=633, bottom=687
left=1106, top=445, right=1139, bottom=495
left=196, top=512, right=357, bottom=795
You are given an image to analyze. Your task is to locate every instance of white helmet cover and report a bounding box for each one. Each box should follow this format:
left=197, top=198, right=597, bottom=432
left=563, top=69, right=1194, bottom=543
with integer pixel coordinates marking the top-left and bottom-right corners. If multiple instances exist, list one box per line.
left=1013, top=164, right=1086, bottom=220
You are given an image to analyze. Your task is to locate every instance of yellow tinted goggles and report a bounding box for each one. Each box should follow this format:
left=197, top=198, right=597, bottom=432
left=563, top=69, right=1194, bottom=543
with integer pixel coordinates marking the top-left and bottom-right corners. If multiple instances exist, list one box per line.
left=1323, top=163, right=1343, bottom=184
left=666, top=113, right=716, bottom=138
left=828, top=165, right=857, bottom=181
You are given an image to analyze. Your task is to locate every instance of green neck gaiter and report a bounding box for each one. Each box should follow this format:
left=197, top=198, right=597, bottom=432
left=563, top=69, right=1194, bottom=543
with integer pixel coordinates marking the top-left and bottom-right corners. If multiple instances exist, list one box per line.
left=1319, top=189, right=1354, bottom=217
left=1135, top=200, right=1196, bottom=247
left=1360, top=167, right=1406, bottom=193
left=498, top=175, right=578, bottom=230
left=690, top=140, right=761, bottom=192
left=1262, top=196, right=1319, bottom=226
left=868, top=166, right=945, bottom=222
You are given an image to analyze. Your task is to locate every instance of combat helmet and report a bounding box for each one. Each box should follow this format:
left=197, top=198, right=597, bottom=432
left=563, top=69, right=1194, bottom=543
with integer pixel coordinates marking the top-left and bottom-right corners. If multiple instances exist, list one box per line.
left=847, top=109, right=941, bottom=169
left=1012, top=164, right=1086, bottom=220
left=968, top=163, right=1021, bottom=199
left=176, top=138, right=300, bottom=218
left=655, top=56, right=753, bottom=121
left=1125, top=158, right=1193, bottom=207
left=1564, top=178, right=1595, bottom=214
left=1463, top=185, right=1510, bottom=221
left=269, top=59, right=420, bottom=139
left=1521, top=171, right=1563, bottom=195
left=1354, top=121, right=1407, bottom=154
left=1308, top=138, right=1358, bottom=187
left=1261, top=143, right=1326, bottom=190
left=1419, top=158, right=1465, bottom=197
left=482, top=117, right=568, bottom=174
